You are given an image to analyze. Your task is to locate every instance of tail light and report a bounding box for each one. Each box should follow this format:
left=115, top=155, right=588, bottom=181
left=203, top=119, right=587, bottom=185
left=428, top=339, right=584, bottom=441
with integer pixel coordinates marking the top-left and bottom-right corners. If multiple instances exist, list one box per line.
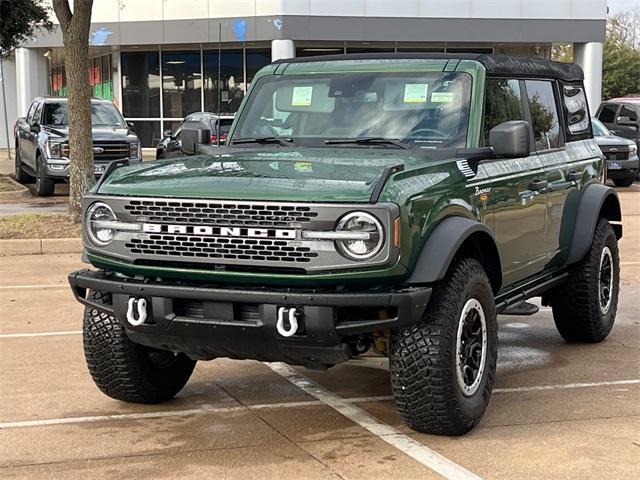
left=210, top=133, right=227, bottom=144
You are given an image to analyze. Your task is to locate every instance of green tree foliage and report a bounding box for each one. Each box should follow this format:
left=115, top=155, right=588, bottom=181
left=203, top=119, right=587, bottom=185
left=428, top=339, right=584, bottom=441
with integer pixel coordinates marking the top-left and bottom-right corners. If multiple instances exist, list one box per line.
left=0, top=0, right=53, bottom=56
left=602, top=38, right=640, bottom=99
left=603, top=12, right=640, bottom=100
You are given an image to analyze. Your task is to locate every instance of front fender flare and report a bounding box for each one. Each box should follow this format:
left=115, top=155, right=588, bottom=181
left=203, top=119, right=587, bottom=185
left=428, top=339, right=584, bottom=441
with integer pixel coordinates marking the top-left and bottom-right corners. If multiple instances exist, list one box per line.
left=406, top=216, right=501, bottom=290
left=567, top=184, right=622, bottom=264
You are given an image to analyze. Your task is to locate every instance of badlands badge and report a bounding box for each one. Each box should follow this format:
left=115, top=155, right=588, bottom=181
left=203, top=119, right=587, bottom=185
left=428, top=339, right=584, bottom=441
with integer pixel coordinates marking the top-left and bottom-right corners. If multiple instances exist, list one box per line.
left=475, top=186, right=491, bottom=208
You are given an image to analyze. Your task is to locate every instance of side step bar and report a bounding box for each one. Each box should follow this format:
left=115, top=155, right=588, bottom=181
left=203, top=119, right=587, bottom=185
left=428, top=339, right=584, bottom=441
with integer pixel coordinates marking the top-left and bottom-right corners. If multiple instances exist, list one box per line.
left=495, top=272, right=568, bottom=315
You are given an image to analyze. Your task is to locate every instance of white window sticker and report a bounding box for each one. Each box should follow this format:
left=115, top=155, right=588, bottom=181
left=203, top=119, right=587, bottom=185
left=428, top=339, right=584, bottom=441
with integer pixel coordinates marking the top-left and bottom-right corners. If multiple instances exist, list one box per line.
left=431, top=92, right=454, bottom=103
left=291, top=86, right=313, bottom=106
left=403, top=83, right=429, bottom=103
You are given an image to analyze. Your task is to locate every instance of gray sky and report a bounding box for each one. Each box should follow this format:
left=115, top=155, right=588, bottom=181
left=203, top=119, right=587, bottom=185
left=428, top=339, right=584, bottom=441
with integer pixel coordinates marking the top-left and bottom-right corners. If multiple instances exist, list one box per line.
left=608, top=0, right=640, bottom=14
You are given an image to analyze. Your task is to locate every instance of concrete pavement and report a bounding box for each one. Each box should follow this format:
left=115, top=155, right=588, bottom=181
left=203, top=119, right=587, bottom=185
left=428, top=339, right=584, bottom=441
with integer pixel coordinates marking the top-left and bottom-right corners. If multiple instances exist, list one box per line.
left=0, top=189, right=638, bottom=479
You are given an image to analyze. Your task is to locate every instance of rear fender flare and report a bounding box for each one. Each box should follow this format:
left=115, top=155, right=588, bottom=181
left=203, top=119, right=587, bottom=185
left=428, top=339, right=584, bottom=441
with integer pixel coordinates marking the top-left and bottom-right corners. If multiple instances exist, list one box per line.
left=567, top=184, right=622, bottom=264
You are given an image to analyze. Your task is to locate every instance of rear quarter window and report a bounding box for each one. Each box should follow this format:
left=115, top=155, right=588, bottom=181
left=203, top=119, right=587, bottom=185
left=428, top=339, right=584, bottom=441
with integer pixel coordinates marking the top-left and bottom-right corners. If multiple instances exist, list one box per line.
left=562, top=84, right=591, bottom=140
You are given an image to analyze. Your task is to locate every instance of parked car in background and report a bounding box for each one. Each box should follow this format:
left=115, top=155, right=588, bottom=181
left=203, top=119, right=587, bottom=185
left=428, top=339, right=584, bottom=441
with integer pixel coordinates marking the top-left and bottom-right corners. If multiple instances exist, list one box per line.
left=595, top=97, right=640, bottom=155
left=591, top=118, right=638, bottom=187
left=156, top=113, right=234, bottom=159
left=14, top=97, right=141, bottom=196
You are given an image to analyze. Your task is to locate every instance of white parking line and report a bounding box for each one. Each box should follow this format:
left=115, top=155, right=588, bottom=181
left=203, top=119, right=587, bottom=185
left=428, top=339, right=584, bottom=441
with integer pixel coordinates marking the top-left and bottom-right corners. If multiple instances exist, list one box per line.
left=267, top=362, right=483, bottom=480
left=0, top=396, right=402, bottom=430
left=0, top=330, right=81, bottom=339
left=0, top=284, right=68, bottom=290
left=494, top=379, right=640, bottom=393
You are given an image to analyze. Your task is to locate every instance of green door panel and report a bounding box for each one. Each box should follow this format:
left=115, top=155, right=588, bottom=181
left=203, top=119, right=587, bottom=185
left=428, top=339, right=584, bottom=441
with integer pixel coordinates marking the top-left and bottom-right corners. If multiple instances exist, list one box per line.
left=480, top=155, right=548, bottom=286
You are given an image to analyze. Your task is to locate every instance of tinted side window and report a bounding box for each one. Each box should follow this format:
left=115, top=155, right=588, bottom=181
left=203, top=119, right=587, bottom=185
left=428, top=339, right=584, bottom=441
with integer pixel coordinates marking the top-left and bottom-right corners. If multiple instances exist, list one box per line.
left=562, top=85, right=590, bottom=135
left=33, top=102, right=44, bottom=124
left=26, top=101, right=38, bottom=123
left=483, top=79, right=523, bottom=145
left=598, top=104, right=619, bottom=123
left=525, top=80, right=561, bottom=151
left=619, top=105, right=638, bottom=121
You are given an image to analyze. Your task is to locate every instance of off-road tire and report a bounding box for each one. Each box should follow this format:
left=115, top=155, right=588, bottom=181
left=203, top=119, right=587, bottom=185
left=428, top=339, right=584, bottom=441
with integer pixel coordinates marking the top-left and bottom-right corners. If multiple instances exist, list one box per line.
left=14, top=146, right=32, bottom=184
left=35, top=154, right=55, bottom=197
left=390, top=258, right=498, bottom=436
left=83, top=290, right=196, bottom=403
left=613, top=177, right=634, bottom=187
left=550, top=218, right=619, bottom=342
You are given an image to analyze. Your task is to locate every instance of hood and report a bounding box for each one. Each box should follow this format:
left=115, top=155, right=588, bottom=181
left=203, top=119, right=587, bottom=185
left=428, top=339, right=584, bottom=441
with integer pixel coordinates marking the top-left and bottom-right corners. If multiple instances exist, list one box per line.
left=43, top=125, right=138, bottom=142
left=96, top=147, right=431, bottom=202
left=594, top=135, right=635, bottom=147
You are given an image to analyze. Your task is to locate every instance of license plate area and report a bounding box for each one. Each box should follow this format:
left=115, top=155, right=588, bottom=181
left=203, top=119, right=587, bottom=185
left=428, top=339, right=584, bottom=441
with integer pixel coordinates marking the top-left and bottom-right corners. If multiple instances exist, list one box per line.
left=608, top=161, right=622, bottom=170
left=94, top=165, right=106, bottom=175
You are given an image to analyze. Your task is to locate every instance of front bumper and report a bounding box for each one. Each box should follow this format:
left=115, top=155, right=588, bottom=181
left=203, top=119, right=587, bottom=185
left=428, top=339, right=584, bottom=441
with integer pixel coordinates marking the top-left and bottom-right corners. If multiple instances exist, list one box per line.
left=44, top=157, right=142, bottom=179
left=68, top=269, right=431, bottom=367
left=606, top=156, right=639, bottom=180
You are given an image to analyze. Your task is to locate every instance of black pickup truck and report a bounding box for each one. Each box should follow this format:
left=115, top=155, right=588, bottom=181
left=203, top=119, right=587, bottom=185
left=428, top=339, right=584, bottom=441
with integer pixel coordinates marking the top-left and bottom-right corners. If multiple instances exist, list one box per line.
left=14, top=97, right=141, bottom=196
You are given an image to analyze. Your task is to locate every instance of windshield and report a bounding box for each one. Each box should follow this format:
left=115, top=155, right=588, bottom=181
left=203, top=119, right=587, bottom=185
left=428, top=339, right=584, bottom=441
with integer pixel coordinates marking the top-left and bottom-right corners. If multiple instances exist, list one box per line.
left=591, top=118, right=611, bottom=137
left=232, top=72, right=472, bottom=149
left=42, top=102, right=126, bottom=127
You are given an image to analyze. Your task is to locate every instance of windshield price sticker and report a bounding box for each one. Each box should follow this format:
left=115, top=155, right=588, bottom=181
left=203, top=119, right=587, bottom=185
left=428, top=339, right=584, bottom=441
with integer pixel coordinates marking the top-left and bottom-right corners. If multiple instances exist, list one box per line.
left=431, top=92, right=455, bottom=103
left=291, top=86, right=314, bottom=106
left=403, top=83, right=429, bottom=103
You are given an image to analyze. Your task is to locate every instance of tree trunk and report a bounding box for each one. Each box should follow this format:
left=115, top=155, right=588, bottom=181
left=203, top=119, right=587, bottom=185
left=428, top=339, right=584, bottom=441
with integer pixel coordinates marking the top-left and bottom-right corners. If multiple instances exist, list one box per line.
left=52, top=0, right=94, bottom=223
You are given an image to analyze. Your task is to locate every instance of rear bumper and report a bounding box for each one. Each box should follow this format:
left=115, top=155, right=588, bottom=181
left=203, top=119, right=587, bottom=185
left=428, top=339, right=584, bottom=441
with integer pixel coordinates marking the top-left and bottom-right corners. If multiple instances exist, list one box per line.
left=68, top=269, right=431, bottom=367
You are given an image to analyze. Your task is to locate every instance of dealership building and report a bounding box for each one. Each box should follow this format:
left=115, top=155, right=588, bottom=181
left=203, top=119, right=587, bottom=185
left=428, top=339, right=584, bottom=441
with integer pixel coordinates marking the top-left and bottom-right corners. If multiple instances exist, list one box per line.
left=1, top=0, right=608, bottom=148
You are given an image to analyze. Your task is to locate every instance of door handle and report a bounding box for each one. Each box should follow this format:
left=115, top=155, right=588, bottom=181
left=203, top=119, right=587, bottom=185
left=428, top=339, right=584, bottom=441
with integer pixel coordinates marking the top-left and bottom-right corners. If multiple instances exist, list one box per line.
left=568, top=170, right=582, bottom=181
left=529, top=179, right=548, bottom=192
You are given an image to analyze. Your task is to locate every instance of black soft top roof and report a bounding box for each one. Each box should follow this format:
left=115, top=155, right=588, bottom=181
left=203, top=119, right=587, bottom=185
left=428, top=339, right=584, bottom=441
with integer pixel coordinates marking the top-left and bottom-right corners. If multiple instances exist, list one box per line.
left=275, top=53, right=584, bottom=82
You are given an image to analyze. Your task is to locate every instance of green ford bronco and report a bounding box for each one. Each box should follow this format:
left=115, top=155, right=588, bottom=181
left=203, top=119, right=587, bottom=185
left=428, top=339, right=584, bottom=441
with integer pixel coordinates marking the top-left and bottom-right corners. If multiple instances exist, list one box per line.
left=69, top=53, right=622, bottom=436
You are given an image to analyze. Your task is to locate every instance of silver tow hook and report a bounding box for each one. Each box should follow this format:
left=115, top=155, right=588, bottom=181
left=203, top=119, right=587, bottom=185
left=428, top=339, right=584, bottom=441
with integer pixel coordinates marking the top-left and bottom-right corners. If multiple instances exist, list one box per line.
left=126, top=297, right=148, bottom=326
left=276, top=307, right=299, bottom=337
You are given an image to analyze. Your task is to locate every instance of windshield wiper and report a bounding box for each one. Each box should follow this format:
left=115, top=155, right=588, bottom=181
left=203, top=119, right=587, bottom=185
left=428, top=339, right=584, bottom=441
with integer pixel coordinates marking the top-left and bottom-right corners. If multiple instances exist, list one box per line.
left=230, top=136, right=294, bottom=146
left=324, top=137, right=410, bottom=150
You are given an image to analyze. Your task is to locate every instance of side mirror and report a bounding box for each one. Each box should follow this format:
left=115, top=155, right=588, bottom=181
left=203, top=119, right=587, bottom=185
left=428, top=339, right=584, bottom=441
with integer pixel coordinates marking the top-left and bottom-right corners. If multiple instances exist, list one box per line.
left=617, top=116, right=639, bottom=128
left=490, top=120, right=531, bottom=158
left=163, top=128, right=172, bottom=138
left=30, top=123, right=40, bottom=133
left=126, top=121, right=135, bottom=130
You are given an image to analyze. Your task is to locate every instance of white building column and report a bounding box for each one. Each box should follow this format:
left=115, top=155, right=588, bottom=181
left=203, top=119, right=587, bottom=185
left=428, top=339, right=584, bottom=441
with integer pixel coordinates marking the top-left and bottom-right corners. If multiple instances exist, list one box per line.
left=15, top=47, right=49, bottom=117
left=574, top=42, right=604, bottom=111
left=271, top=40, right=295, bottom=62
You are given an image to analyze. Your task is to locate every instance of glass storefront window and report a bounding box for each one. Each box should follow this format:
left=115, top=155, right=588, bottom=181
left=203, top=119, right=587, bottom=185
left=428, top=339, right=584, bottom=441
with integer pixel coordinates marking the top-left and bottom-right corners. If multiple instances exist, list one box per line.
left=204, top=49, right=244, bottom=114
left=129, top=120, right=161, bottom=148
left=162, top=51, right=202, bottom=118
left=246, top=49, right=271, bottom=90
left=122, top=52, right=160, bottom=118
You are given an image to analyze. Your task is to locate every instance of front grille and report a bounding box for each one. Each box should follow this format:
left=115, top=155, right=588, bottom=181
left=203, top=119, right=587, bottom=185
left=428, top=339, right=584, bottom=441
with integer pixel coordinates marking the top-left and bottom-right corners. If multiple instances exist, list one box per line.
left=94, top=142, right=130, bottom=161
left=606, top=152, right=629, bottom=161
left=61, top=142, right=130, bottom=161
left=600, top=146, right=629, bottom=161
left=124, top=199, right=318, bottom=227
left=125, top=235, right=319, bottom=263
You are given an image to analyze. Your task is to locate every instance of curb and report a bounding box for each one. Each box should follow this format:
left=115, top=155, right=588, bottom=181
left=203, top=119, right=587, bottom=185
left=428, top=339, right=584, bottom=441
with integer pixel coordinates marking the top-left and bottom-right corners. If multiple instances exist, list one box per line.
left=0, top=176, right=31, bottom=202
left=0, top=238, right=82, bottom=256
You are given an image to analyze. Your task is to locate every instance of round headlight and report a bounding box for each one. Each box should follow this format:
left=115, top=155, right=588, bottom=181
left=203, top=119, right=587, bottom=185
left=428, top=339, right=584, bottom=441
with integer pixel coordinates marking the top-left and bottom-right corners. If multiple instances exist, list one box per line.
left=86, top=202, right=117, bottom=246
left=336, top=212, right=384, bottom=260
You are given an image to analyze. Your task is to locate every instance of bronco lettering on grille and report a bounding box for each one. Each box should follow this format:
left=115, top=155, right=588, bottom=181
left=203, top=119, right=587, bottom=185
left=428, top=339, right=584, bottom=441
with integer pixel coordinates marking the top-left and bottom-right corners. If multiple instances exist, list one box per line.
left=142, top=223, right=297, bottom=240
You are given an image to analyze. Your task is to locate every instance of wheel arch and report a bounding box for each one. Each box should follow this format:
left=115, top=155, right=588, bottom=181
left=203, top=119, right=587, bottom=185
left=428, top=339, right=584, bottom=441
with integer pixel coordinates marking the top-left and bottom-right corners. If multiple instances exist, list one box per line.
left=405, top=216, right=502, bottom=294
left=567, top=184, right=622, bottom=265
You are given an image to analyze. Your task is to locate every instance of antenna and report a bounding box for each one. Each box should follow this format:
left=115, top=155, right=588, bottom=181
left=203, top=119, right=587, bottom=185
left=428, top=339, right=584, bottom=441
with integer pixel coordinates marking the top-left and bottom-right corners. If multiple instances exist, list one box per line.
left=216, top=22, right=222, bottom=147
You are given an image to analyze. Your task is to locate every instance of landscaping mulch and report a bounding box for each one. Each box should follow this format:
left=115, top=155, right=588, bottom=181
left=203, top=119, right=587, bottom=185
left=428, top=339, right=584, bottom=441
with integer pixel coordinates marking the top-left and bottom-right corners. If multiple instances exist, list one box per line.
left=0, top=214, right=82, bottom=239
